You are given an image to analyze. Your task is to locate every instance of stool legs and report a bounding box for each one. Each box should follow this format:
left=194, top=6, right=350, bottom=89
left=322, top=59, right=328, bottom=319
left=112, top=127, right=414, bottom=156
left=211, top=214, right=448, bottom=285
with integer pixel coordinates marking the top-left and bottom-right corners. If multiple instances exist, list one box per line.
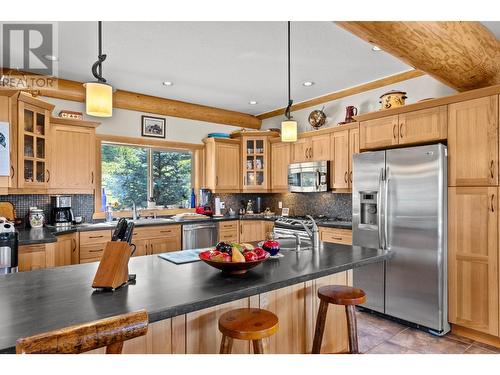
left=219, top=335, right=233, bottom=354
left=345, top=305, right=359, bottom=354
left=311, top=299, right=329, bottom=354
left=252, top=339, right=265, bottom=354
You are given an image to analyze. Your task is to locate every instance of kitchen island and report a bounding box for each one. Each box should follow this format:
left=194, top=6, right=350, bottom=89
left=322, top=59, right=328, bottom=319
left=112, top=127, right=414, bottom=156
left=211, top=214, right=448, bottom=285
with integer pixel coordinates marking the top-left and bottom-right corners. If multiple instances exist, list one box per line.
left=0, top=243, right=387, bottom=354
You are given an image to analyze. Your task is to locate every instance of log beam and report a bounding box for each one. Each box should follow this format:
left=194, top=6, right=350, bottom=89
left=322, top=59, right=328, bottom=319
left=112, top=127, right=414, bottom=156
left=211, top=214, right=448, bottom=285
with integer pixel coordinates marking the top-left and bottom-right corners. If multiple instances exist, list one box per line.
left=336, top=21, right=500, bottom=91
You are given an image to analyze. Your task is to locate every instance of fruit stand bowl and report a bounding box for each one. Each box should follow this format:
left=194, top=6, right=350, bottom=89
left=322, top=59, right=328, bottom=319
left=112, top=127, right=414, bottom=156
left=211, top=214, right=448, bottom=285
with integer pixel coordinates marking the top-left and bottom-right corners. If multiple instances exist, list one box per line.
left=199, top=252, right=270, bottom=275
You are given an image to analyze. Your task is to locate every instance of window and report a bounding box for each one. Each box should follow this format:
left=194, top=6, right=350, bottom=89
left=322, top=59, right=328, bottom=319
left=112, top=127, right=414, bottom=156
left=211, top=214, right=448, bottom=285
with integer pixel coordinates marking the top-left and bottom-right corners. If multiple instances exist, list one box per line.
left=101, top=143, right=192, bottom=210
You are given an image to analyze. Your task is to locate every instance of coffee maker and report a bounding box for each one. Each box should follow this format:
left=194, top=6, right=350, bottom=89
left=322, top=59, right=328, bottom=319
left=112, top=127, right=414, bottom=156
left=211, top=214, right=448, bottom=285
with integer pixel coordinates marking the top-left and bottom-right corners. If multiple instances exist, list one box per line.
left=195, top=188, right=213, bottom=216
left=51, top=195, right=75, bottom=227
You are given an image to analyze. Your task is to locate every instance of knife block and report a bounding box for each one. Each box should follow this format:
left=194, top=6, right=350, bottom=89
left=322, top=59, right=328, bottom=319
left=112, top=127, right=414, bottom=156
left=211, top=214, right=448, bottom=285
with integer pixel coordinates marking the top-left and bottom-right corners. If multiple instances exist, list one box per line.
left=92, top=242, right=132, bottom=290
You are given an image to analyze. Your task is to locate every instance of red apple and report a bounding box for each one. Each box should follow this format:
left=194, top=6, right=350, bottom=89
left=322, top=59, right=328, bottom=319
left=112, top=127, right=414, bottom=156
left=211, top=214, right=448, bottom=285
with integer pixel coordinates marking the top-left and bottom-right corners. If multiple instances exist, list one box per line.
left=243, top=251, right=258, bottom=262
left=253, top=247, right=268, bottom=260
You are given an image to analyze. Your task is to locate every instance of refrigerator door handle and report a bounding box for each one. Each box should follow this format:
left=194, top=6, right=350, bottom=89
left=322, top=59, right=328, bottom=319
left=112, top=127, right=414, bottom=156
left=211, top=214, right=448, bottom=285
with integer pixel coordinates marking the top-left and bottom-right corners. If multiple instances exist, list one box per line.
left=377, top=168, right=384, bottom=250
left=384, top=168, right=390, bottom=250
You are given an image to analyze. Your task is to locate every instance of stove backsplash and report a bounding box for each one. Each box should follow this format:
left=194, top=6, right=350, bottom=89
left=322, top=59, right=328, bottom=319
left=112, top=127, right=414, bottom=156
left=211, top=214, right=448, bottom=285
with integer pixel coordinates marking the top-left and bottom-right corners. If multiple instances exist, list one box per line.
left=212, top=192, right=352, bottom=220
left=0, top=194, right=94, bottom=223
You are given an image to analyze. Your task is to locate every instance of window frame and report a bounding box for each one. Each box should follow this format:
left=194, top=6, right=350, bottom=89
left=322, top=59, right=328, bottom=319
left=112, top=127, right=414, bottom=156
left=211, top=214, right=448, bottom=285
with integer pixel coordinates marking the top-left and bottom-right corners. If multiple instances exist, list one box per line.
left=94, top=134, right=204, bottom=218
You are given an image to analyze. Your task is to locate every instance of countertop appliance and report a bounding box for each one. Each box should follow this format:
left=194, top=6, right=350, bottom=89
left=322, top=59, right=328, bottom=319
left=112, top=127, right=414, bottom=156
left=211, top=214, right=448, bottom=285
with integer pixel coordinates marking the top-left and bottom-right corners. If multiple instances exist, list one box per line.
left=0, top=219, right=18, bottom=274
left=352, top=143, right=449, bottom=335
left=182, top=222, right=218, bottom=250
left=51, top=195, right=74, bottom=227
left=288, top=161, right=329, bottom=193
left=195, top=188, right=213, bottom=216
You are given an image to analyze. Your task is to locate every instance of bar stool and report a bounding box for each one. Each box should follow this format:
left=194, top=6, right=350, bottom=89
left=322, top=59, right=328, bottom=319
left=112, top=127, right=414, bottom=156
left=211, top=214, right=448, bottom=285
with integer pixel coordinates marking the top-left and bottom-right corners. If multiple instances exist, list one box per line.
left=311, top=285, right=366, bottom=354
left=218, top=308, right=279, bottom=354
left=16, top=310, right=148, bottom=354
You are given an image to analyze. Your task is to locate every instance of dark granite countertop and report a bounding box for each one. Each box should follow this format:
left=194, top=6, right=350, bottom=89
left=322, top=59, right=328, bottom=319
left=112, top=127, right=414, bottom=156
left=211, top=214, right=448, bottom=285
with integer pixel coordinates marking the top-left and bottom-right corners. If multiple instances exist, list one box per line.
left=17, top=215, right=352, bottom=246
left=0, top=243, right=386, bottom=353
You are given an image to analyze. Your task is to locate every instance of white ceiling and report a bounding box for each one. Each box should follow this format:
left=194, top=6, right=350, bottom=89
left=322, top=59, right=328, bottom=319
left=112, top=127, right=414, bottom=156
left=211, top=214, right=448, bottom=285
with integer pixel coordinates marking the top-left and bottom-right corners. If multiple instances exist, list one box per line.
left=3, top=21, right=500, bottom=116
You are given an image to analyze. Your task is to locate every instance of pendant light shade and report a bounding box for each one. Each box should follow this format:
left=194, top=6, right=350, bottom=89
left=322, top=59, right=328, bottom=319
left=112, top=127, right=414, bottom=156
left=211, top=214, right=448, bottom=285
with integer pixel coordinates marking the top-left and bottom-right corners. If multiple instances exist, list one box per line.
left=281, top=21, right=297, bottom=143
left=85, top=21, right=113, bottom=118
left=281, top=120, right=297, bottom=142
left=85, top=82, right=113, bottom=117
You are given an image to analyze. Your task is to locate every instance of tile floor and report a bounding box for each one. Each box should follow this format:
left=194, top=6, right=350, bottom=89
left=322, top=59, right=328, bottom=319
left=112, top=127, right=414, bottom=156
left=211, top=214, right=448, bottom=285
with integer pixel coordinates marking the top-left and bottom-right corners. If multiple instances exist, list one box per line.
left=357, top=310, right=500, bottom=354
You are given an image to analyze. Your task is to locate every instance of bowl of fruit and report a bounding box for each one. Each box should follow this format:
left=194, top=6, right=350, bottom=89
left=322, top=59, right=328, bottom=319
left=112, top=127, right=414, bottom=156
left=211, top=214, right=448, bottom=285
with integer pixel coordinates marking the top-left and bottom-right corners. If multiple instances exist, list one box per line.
left=199, top=242, right=270, bottom=275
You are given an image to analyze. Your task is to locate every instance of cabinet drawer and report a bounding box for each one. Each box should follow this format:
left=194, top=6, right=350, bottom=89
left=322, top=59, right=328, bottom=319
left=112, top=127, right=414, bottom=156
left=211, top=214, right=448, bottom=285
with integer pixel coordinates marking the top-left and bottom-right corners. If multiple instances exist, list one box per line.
left=319, top=228, right=352, bottom=245
left=219, top=221, right=239, bottom=231
left=219, top=229, right=238, bottom=243
left=133, top=225, right=181, bottom=240
left=80, top=243, right=107, bottom=261
left=79, top=256, right=102, bottom=264
left=79, top=230, right=111, bottom=245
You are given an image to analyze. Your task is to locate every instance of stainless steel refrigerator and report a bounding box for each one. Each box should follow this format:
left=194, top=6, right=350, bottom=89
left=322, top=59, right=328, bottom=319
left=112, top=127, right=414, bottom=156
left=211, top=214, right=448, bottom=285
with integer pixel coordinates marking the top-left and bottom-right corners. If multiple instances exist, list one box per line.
left=352, top=143, right=450, bottom=335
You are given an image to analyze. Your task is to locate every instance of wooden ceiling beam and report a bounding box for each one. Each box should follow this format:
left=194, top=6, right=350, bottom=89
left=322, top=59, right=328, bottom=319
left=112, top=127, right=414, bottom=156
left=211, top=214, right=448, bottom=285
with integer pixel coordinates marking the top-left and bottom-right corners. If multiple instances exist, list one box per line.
left=2, top=70, right=261, bottom=129
left=336, top=21, right=500, bottom=92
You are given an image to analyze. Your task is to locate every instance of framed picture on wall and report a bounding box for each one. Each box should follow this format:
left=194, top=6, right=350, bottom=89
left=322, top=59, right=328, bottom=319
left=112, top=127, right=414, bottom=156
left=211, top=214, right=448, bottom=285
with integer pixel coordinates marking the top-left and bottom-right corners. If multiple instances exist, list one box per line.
left=141, top=115, right=166, bottom=138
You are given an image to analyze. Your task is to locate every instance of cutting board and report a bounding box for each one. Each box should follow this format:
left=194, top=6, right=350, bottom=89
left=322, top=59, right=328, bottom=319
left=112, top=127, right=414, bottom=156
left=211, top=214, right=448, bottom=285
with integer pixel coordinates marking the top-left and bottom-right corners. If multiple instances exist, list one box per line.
left=0, top=202, right=15, bottom=220
left=158, top=248, right=209, bottom=264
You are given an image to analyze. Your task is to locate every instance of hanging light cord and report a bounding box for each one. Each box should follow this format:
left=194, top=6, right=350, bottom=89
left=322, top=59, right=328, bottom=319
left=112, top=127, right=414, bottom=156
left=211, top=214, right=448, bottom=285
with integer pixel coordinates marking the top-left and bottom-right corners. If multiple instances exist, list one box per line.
left=91, top=21, right=107, bottom=83
left=284, top=21, right=293, bottom=121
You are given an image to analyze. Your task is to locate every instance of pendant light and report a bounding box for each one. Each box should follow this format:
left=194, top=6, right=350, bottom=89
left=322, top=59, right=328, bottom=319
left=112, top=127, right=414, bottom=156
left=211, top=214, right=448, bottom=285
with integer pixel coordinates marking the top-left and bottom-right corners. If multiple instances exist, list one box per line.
left=85, top=21, right=113, bottom=117
left=281, top=21, right=297, bottom=142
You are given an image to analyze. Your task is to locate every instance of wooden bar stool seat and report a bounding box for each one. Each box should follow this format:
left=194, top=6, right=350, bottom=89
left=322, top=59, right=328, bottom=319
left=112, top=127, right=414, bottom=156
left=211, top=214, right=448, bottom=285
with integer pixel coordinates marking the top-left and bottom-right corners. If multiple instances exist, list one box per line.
left=312, top=285, right=366, bottom=354
left=16, top=310, right=148, bottom=354
left=218, top=308, right=279, bottom=354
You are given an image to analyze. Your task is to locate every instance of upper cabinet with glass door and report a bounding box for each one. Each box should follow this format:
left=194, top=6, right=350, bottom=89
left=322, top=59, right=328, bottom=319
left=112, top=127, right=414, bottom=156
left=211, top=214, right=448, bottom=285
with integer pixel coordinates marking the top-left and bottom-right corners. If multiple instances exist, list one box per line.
left=236, top=131, right=279, bottom=192
left=17, top=93, right=54, bottom=188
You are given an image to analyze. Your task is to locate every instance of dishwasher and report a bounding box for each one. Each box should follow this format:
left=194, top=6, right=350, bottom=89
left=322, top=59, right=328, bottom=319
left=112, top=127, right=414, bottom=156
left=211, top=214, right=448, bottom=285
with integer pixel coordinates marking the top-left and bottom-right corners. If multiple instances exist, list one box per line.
left=182, top=222, right=218, bottom=250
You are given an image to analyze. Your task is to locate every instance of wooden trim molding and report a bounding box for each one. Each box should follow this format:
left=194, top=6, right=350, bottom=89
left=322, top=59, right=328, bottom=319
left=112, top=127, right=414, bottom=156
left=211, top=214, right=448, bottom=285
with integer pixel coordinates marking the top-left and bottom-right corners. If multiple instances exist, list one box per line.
left=336, top=21, right=500, bottom=92
left=2, top=71, right=261, bottom=129
left=50, top=116, right=100, bottom=128
left=96, top=134, right=204, bottom=151
left=256, top=70, right=425, bottom=120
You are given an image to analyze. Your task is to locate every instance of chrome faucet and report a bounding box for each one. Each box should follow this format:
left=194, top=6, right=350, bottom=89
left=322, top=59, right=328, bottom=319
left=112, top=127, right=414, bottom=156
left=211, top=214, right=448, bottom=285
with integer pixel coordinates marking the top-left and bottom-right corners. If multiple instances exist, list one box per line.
left=303, top=215, right=320, bottom=250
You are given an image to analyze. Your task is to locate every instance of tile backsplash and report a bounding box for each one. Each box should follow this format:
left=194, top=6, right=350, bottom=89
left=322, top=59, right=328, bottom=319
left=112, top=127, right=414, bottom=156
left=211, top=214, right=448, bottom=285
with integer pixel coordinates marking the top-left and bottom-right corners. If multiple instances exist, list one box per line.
left=212, top=192, right=352, bottom=220
left=0, top=194, right=94, bottom=224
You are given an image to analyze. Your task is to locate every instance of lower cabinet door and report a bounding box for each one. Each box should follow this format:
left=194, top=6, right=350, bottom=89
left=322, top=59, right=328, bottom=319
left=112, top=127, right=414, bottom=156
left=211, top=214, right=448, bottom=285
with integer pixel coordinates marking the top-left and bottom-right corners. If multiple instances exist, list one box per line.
left=133, top=239, right=149, bottom=257
left=149, top=236, right=181, bottom=254
left=239, top=221, right=265, bottom=242
left=52, top=234, right=75, bottom=267
left=18, top=245, right=47, bottom=271
left=448, top=187, right=499, bottom=336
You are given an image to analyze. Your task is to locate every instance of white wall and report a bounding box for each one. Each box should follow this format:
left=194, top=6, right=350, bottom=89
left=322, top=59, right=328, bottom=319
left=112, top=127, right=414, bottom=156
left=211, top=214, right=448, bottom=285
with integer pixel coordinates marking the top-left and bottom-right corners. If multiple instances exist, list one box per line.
left=261, top=75, right=456, bottom=132
left=42, top=97, right=238, bottom=144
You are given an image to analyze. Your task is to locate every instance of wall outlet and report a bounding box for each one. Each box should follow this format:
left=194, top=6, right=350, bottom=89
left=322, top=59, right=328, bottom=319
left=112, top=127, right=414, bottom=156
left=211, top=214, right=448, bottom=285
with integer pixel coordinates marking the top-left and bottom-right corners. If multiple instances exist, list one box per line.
left=278, top=201, right=283, bottom=209
left=220, top=202, right=225, bottom=209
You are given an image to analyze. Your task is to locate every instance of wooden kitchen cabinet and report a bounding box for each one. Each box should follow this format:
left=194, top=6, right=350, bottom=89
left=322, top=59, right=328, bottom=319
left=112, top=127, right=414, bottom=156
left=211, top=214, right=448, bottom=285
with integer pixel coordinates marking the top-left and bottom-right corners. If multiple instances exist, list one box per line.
left=448, top=96, right=499, bottom=187
left=218, top=220, right=239, bottom=243
left=331, top=130, right=349, bottom=189
left=319, top=228, right=352, bottom=245
left=239, top=220, right=266, bottom=242
left=0, top=90, right=18, bottom=194
left=331, top=126, right=359, bottom=190
left=132, top=224, right=182, bottom=256
left=241, top=135, right=272, bottom=192
left=49, top=117, right=99, bottom=193
left=48, top=233, right=77, bottom=267
left=18, top=244, right=48, bottom=271
left=203, top=138, right=241, bottom=192
left=270, top=141, right=291, bottom=192
left=448, top=187, right=499, bottom=336
left=79, top=229, right=112, bottom=263
left=17, top=94, right=54, bottom=189
left=398, top=106, right=447, bottom=146
left=310, top=134, right=331, bottom=161
left=291, top=138, right=311, bottom=163
left=360, top=115, right=399, bottom=150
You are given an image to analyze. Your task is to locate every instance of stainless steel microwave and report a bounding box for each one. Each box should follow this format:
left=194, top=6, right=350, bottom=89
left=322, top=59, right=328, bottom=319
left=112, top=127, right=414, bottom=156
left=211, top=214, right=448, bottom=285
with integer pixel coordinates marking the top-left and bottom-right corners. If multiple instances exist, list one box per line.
left=288, top=161, right=329, bottom=192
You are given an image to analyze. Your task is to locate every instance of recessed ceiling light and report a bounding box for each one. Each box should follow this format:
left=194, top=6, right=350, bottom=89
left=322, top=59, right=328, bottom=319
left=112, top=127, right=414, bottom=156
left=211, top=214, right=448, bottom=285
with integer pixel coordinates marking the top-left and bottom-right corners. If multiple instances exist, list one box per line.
left=248, top=100, right=258, bottom=105
left=302, top=81, right=314, bottom=87
left=43, top=54, right=58, bottom=61
left=372, top=45, right=382, bottom=51
left=162, top=81, right=174, bottom=86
